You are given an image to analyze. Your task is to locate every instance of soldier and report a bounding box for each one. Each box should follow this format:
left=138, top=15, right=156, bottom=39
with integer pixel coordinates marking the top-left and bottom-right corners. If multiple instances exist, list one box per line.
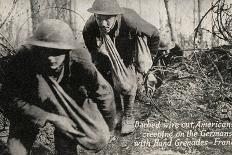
left=0, top=19, right=116, bottom=155
left=83, top=0, right=160, bottom=135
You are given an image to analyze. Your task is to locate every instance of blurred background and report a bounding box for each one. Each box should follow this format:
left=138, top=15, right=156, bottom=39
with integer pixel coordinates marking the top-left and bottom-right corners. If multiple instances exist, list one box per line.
left=0, top=0, right=231, bottom=53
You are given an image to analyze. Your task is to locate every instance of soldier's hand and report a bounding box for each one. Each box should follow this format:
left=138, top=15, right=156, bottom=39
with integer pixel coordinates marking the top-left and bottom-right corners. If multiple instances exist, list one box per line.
left=48, top=114, right=85, bottom=138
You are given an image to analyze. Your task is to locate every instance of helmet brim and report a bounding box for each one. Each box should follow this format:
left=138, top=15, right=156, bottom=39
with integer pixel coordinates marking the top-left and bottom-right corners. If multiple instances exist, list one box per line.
left=26, top=37, right=78, bottom=50
left=87, top=8, right=123, bottom=15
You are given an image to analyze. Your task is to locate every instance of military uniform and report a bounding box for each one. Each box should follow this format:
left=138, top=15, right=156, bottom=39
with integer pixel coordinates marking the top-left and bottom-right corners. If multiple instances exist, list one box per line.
left=0, top=19, right=115, bottom=155
left=83, top=0, right=160, bottom=135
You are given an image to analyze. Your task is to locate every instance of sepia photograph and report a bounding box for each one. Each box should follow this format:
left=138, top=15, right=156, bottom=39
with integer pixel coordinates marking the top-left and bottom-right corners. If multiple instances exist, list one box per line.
left=0, top=0, right=232, bottom=154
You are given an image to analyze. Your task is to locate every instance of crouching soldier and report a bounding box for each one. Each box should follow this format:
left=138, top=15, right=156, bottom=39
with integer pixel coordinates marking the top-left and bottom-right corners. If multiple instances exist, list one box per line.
left=83, top=0, right=160, bottom=135
left=153, top=40, right=182, bottom=67
left=148, top=40, right=183, bottom=89
left=0, top=19, right=116, bottom=155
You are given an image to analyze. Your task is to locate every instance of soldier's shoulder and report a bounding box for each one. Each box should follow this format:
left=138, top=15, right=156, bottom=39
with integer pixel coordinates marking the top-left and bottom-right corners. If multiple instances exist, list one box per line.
left=121, top=7, right=145, bottom=31
left=121, top=7, right=140, bottom=22
left=71, top=47, right=92, bottom=64
left=84, top=15, right=98, bottom=29
left=122, top=8, right=138, bottom=15
left=121, top=7, right=158, bottom=36
left=9, top=44, right=33, bottom=63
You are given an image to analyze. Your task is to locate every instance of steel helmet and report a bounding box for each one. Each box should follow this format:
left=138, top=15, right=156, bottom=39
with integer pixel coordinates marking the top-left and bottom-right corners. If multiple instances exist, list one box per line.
left=87, top=0, right=123, bottom=15
left=158, top=40, right=176, bottom=51
left=27, top=19, right=77, bottom=50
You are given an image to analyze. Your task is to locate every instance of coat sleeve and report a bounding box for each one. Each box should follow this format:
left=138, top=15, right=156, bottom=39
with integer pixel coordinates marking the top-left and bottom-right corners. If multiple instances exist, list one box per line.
left=71, top=49, right=116, bottom=130
left=0, top=47, right=51, bottom=128
left=122, top=8, right=160, bottom=56
left=82, top=15, right=100, bottom=62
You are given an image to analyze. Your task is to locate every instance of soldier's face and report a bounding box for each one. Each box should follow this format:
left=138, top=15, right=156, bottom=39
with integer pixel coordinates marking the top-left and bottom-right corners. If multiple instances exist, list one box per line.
left=95, top=14, right=117, bottom=33
left=40, top=48, right=67, bottom=70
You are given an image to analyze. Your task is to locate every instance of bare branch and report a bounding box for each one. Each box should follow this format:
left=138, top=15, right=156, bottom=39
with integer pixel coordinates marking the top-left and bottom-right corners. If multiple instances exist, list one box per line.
left=0, top=0, right=18, bottom=29
left=193, top=0, right=221, bottom=46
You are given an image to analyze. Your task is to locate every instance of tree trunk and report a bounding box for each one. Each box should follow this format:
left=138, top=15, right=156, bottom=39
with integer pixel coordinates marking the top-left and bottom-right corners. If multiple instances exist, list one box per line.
left=30, top=0, right=41, bottom=33
left=54, top=0, right=69, bottom=20
left=70, top=0, right=77, bottom=36
left=197, top=0, right=203, bottom=44
left=164, top=0, right=175, bottom=41
left=30, top=0, right=74, bottom=34
left=193, top=0, right=196, bottom=27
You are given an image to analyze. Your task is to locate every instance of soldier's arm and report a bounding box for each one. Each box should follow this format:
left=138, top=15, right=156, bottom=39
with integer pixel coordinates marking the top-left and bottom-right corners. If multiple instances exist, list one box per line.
left=71, top=49, right=116, bottom=131
left=83, top=15, right=100, bottom=62
left=0, top=48, right=51, bottom=128
left=123, top=8, right=160, bottom=55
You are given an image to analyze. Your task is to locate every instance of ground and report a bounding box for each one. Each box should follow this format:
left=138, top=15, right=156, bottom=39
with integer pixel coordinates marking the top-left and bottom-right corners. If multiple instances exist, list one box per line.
left=0, top=48, right=232, bottom=155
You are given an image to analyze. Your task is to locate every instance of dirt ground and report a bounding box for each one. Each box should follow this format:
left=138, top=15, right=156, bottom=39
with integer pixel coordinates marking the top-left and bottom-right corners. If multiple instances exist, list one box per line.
left=1, top=50, right=232, bottom=155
